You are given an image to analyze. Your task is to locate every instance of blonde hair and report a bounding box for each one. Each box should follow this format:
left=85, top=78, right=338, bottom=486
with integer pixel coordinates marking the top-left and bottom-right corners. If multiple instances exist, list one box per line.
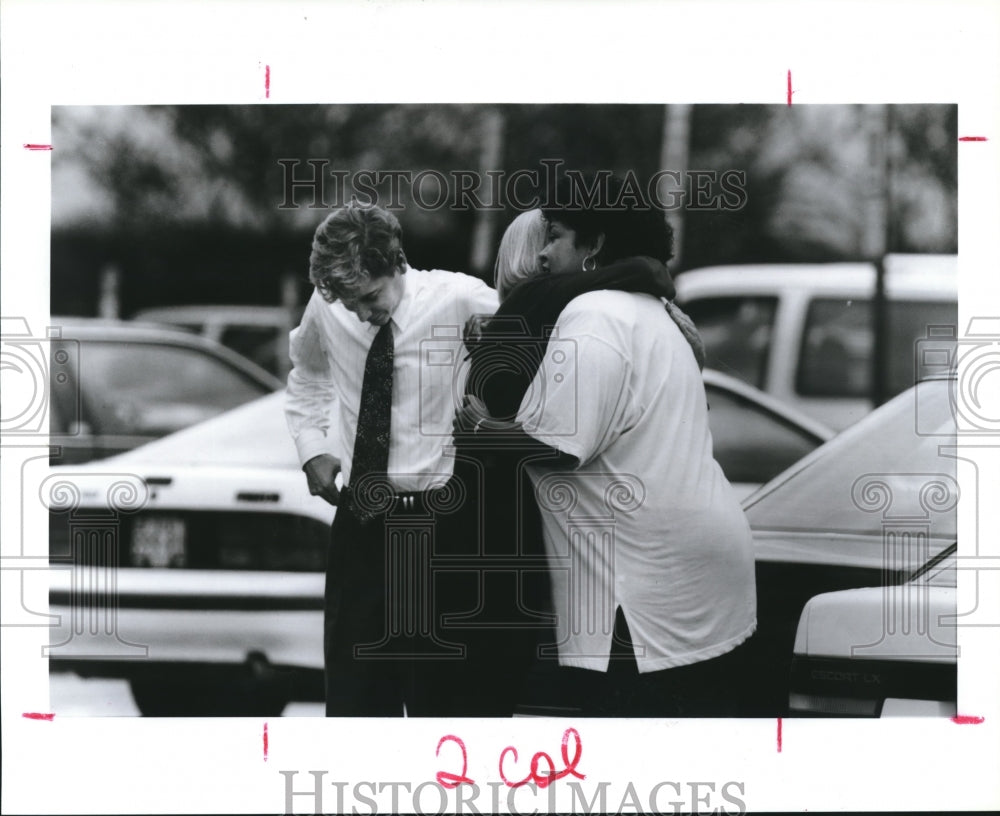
left=309, top=203, right=405, bottom=303
left=494, top=209, right=546, bottom=301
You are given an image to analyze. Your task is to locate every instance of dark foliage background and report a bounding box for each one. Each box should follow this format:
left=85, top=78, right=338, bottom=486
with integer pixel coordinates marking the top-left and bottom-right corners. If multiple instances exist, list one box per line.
left=51, top=103, right=956, bottom=316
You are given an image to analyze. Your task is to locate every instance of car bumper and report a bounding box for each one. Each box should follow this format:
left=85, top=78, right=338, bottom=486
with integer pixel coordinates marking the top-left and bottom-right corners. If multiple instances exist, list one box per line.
left=47, top=568, right=324, bottom=671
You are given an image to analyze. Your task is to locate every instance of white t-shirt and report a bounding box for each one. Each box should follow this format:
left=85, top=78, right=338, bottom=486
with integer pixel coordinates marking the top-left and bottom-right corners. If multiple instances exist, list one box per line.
left=518, top=290, right=756, bottom=673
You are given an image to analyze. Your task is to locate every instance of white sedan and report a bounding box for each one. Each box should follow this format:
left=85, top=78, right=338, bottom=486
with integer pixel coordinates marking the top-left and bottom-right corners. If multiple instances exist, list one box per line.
left=740, top=374, right=957, bottom=714
left=788, top=544, right=956, bottom=717
left=47, top=370, right=831, bottom=716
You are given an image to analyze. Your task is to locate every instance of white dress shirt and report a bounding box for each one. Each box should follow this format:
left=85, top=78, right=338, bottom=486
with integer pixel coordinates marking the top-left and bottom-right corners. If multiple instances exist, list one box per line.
left=517, top=290, right=757, bottom=672
left=285, top=266, right=498, bottom=492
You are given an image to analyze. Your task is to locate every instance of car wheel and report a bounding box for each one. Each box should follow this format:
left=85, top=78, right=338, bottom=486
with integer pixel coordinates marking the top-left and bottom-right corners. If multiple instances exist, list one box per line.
left=129, top=676, right=288, bottom=717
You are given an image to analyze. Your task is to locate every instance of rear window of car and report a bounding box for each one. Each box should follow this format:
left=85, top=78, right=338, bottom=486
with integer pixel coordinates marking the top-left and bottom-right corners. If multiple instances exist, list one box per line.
left=680, top=296, right=777, bottom=389
left=797, top=299, right=957, bottom=399
left=78, top=340, right=272, bottom=436
left=705, top=384, right=824, bottom=484
left=220, top=326, right=282, bottom=375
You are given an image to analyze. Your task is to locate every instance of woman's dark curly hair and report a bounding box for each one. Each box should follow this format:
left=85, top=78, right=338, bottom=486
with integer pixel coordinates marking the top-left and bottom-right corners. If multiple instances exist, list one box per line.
left=541, top=172, right=675, bottom=266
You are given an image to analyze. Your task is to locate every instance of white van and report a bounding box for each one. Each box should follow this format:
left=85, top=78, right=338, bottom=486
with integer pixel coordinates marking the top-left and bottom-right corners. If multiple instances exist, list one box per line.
left=675, top=254, right=957, bottom=430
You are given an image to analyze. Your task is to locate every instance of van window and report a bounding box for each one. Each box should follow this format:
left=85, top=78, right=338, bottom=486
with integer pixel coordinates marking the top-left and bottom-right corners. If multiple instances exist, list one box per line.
left=680, top=297, right=777, bottom=389
left=797, top=299, right=957, bottom=398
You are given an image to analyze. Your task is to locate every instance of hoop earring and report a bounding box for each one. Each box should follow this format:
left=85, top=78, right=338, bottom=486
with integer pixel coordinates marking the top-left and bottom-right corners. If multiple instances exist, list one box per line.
left=582, top=256, right=597, bottom=273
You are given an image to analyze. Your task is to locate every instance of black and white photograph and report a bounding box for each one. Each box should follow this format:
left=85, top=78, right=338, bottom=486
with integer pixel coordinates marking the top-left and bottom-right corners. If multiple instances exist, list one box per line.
left=42, top=101, right=961, bottom=721
left=2, top=2, right=998, bottom=814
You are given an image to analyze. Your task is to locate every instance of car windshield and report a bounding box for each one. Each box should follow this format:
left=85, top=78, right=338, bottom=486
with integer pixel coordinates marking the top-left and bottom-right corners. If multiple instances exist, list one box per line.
left=705, top=382, right=824, bottom=484
left=743, top=378, right=957, bottom=540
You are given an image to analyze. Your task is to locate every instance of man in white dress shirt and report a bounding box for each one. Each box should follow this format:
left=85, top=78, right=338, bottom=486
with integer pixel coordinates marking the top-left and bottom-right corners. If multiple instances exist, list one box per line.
left=285, top=202, right=498, bottom=716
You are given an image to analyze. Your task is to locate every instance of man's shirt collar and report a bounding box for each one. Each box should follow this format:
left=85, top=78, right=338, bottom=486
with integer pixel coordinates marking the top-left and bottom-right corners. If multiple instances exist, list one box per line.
left=387, top=265, right=415, bottom=333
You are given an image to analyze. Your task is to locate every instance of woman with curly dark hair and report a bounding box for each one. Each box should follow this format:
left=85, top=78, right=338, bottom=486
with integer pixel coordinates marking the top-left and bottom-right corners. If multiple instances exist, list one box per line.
left=456, top=174, right=755, bottom=717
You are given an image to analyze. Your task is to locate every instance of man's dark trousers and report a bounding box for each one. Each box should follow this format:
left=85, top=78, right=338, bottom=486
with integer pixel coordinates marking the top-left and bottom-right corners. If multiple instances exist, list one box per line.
left=323, top=490, right=469, bottom=717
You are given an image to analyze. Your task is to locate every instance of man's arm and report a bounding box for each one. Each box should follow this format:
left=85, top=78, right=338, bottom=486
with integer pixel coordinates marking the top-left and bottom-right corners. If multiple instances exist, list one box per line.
left=460, top=271, right=501, bottom=319
left=285, top=292, right=343, bottom=505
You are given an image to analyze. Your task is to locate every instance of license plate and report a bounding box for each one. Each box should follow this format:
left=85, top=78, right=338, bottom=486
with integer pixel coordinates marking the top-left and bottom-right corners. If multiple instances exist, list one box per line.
left=131, top=515, right=187, bottom=568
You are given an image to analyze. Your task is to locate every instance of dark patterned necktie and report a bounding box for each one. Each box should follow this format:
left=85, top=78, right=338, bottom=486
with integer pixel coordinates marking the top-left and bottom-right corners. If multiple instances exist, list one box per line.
left=349, top=321, right=394, bottom=522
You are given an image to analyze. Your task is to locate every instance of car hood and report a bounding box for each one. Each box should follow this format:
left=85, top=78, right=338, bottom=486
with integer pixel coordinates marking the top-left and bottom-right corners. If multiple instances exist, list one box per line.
left=744, top=379, right=958, bottom=541
left=100, top=391, right=323, bottom=470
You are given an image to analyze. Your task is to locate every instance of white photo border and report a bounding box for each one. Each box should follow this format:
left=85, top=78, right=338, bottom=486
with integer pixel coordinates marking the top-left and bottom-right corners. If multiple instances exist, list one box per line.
left=2, top=1, right=998, bottom=813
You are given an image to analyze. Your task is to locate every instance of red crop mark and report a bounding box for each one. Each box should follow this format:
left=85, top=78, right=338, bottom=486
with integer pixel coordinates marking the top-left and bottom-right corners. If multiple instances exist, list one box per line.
left=776, top=717, right=783, bottom=752
left=952, top=715, right=985, bottom=724
left=265, top=65, right=271, bottom=98
left=263, top=722, right=269, bottom=760
left=23, top=144, right=53, bottom=151
left=958, top=136, right=987, bottom=142
left=786, top=71, right=794, bottom=106
left=23, top=712, right=55, bottom=720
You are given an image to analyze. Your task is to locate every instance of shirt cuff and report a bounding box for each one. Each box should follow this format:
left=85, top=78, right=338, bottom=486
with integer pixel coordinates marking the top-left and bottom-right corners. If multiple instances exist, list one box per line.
left=294, top=428, right=337, bottom=468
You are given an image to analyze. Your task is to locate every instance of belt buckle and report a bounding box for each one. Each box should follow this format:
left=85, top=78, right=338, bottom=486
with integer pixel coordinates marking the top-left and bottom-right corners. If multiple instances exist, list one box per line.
left=393, top=492, right=417, bottom=514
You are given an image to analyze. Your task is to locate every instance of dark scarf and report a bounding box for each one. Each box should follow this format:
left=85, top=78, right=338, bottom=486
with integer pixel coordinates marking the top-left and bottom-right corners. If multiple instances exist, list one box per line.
left=466, top=256, right=676, bottom=419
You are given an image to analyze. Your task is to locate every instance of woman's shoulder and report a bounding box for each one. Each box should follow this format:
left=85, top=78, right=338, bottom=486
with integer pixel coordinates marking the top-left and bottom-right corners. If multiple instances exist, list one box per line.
left=560, top=289, right=655, bottom=322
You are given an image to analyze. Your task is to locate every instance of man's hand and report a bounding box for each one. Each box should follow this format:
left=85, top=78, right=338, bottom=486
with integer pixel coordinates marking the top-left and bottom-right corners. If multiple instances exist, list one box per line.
left=463, top=313, right=491, bottom=351
left=666, top=300, right=706, bottom=371
left=303, top=454, right=342, bottom=506
left=453, top=394, right=492, bottom=436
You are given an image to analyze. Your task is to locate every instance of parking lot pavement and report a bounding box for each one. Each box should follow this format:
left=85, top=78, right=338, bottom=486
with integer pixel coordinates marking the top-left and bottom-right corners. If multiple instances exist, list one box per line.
left=50, top=671, right=325, bottom=717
